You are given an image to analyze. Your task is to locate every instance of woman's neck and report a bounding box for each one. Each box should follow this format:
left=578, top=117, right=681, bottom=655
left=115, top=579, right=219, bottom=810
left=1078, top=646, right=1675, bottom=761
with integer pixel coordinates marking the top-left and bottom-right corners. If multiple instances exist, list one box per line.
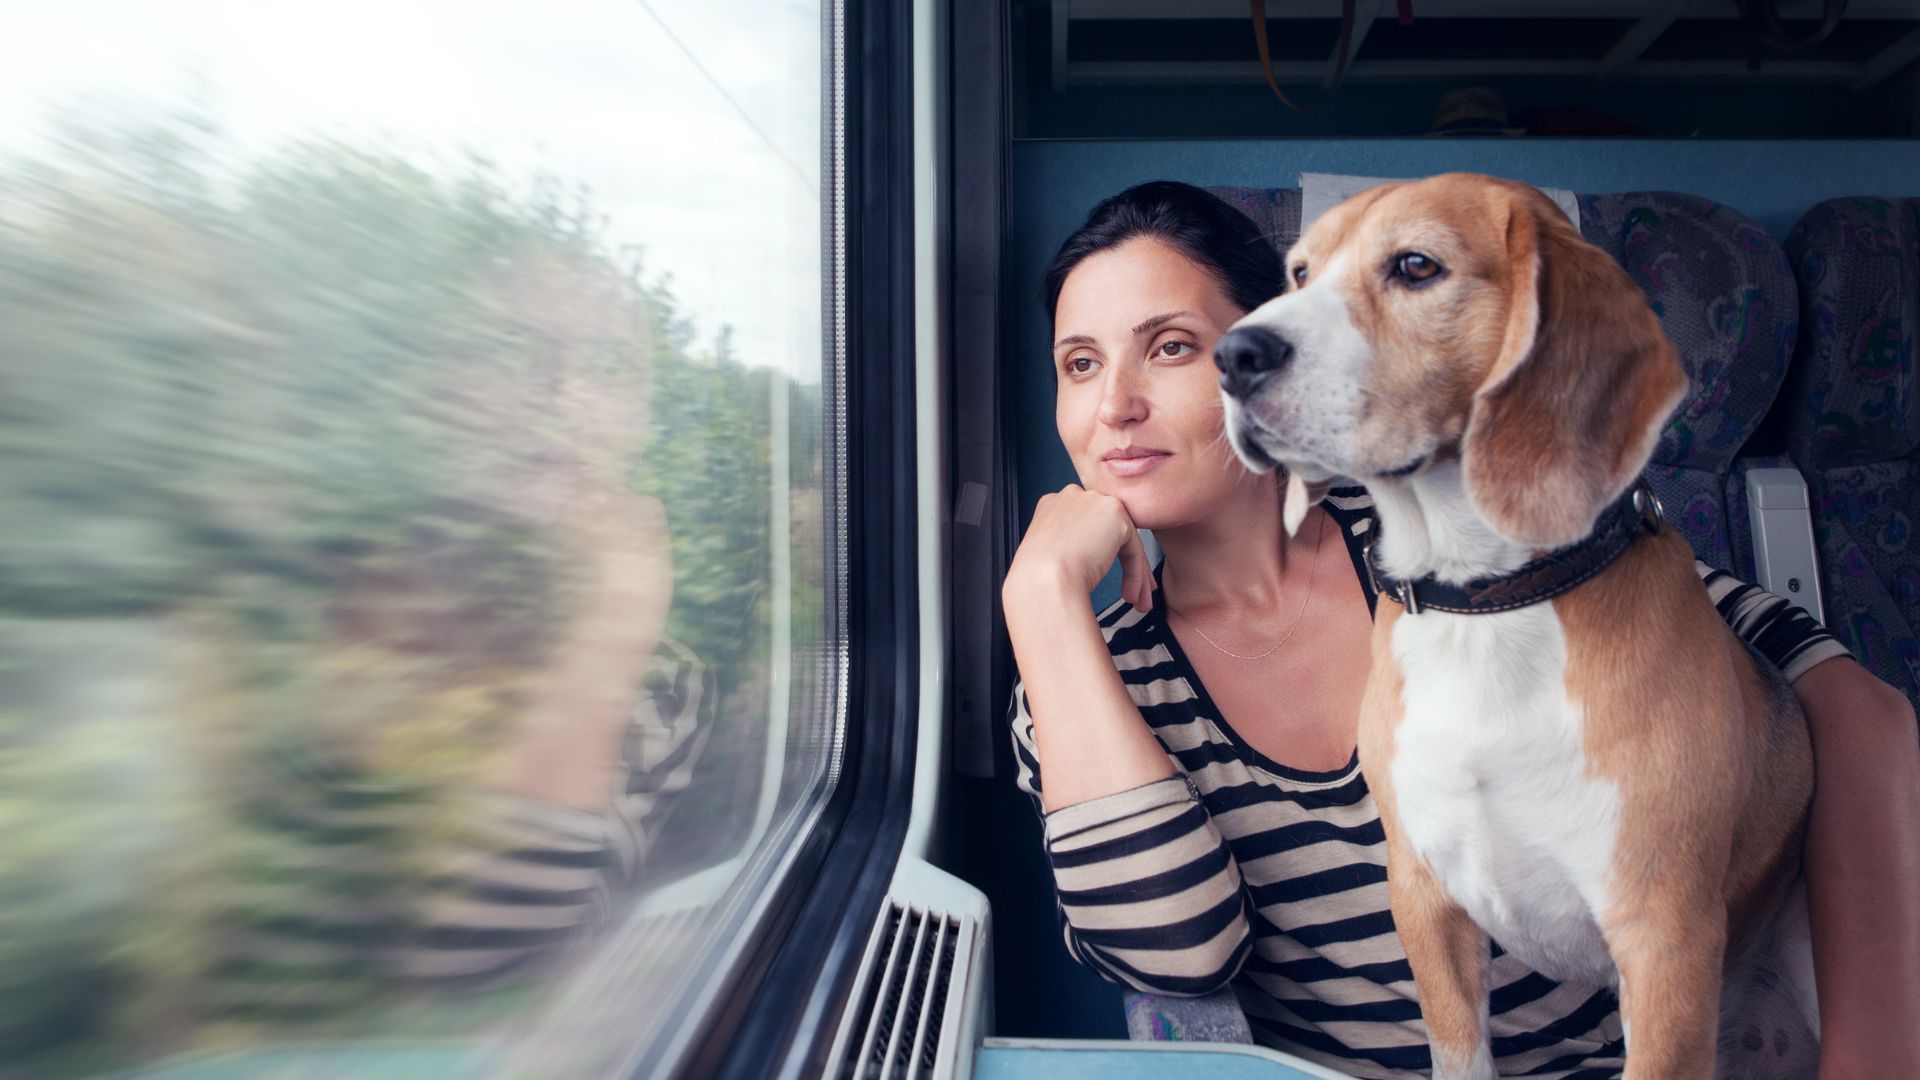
left=1155, top=472, right=1309, bottom=615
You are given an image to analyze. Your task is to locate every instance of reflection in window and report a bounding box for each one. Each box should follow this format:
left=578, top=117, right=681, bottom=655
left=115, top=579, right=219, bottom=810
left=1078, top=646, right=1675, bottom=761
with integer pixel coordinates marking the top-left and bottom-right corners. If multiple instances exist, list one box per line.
left=0, top=2, right=838, bottom=1075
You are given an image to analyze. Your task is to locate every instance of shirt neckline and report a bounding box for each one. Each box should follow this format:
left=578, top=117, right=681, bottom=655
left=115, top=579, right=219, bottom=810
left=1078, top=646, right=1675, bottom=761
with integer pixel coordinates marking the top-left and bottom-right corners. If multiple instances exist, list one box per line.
left=1143, top=492, right=1376, bottom=788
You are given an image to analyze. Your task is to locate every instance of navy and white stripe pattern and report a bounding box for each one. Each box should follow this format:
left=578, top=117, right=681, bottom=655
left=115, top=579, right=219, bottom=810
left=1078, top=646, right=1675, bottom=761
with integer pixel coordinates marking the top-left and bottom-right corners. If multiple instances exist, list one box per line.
left=216, top=639, right=716, bottom=1007
left=401, top=638, right=718, bottom=983
left=400, top=637, right=716, bottom=984
left=1010, top=488, right=1847, bottom=1080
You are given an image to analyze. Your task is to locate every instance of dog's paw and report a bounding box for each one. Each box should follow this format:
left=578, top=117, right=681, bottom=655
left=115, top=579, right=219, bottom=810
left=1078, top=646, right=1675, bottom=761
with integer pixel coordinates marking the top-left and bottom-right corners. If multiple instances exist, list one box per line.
left=1430, top=1041, right=1496, bottom=1080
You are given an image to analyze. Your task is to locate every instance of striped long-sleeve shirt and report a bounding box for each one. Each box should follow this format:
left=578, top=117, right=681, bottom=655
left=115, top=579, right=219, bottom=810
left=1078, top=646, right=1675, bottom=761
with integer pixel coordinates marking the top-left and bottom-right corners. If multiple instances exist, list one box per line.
left=1010, top=487, right=1847, bottom=1080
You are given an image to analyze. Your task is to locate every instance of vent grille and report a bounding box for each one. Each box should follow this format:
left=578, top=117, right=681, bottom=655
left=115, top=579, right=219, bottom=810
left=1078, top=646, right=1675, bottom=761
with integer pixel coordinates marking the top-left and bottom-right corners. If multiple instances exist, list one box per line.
left=839, top=901, right=964, bottom=1080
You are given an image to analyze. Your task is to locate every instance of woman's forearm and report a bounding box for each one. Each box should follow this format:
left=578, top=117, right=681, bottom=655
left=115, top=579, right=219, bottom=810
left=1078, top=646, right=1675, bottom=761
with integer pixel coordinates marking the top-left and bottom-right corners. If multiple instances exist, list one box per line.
left=1005, top=567, right=1175, bottom=811
left=1794, top=658, right=1920, bottom=1078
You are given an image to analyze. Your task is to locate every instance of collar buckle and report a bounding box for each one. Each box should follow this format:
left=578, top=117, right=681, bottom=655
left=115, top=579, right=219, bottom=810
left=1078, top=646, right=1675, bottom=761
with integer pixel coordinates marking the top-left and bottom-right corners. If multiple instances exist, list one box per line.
left=1365, top=537, right=1421, bottom=615
left=1631, top=479, right=1666, bottom=536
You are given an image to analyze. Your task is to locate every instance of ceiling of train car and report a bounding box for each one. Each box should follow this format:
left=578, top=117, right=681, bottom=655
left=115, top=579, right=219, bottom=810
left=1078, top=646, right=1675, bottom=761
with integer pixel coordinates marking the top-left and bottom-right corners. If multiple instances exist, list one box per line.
left=1011, top=0, right=1920, bottom=137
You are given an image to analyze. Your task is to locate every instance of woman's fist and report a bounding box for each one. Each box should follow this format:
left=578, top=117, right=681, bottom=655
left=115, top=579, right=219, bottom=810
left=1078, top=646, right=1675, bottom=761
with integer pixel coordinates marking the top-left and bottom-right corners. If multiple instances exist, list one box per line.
left=1003, top=484, right=1153, bottom=616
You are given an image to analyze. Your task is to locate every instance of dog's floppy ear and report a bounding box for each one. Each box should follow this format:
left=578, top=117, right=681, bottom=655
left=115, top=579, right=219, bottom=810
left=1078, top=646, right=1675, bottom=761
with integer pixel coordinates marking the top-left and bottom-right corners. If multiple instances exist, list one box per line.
left=1461, top=189, right=1687, bottom=550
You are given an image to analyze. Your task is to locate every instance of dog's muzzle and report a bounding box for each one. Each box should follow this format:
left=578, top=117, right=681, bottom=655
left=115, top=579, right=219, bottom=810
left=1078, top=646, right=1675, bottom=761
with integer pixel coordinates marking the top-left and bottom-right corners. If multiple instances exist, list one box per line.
left=1214, top=326, right=1293, bottom=400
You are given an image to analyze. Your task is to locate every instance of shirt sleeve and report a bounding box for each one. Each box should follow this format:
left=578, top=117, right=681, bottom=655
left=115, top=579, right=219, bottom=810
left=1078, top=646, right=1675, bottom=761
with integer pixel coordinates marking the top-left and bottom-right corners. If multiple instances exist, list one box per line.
left=1693, top=561, right=1852, bottom=683
left=1010, top=679, right=1252, bottom=996
left=396, top=639, right=715, bottom=985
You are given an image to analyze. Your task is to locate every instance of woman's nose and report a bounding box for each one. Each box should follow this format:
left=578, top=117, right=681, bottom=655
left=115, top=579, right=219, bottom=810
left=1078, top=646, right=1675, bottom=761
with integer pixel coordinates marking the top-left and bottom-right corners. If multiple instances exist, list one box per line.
left=1096, top=367, right=1148, bottom=427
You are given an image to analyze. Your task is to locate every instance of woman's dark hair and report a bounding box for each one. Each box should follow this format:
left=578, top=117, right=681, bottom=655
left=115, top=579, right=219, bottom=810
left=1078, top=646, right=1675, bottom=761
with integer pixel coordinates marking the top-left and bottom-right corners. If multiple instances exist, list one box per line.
left=1043, top=181, right=1285, bottom=320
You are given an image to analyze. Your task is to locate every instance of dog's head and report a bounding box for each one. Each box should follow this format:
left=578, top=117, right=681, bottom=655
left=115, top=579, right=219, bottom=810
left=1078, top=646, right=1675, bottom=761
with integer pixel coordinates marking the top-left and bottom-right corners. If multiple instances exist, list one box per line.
left=1218, top=173, right=1687, bottom=550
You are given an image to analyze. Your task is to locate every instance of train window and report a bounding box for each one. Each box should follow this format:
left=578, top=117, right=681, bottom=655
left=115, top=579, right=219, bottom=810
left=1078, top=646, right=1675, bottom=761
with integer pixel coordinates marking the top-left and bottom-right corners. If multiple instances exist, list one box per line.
left=0, top=1, right=841, bottom=1076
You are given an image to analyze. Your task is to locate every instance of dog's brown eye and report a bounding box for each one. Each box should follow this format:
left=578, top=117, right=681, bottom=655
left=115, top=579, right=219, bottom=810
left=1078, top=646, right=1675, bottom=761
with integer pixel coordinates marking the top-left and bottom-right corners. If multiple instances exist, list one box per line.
left=1291, top=265, right=1308, bottom=288
left=1394, top=252, right=1442, bottom=283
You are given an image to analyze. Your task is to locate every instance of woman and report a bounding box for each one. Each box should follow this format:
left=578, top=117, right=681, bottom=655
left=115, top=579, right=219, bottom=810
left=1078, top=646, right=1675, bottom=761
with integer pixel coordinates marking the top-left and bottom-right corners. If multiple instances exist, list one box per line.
left=1002, top=180, right=1920, bottom=1079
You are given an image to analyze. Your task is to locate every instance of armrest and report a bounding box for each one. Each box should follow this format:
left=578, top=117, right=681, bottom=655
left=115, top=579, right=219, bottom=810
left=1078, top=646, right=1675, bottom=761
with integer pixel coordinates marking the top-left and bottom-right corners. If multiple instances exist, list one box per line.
left=1743, top=466, right=1827, bottom=624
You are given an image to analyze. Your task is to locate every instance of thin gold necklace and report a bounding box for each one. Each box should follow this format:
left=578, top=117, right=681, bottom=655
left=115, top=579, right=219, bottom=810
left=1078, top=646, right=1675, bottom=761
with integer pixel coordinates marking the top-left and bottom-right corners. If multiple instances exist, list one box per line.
left=1167, top=511, right=1328, bottom=662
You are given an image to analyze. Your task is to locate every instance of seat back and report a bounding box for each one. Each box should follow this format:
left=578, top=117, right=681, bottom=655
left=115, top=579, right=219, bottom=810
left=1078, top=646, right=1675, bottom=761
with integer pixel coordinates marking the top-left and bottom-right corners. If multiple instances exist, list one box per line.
left=1777, top=197, right=1920, bottom=706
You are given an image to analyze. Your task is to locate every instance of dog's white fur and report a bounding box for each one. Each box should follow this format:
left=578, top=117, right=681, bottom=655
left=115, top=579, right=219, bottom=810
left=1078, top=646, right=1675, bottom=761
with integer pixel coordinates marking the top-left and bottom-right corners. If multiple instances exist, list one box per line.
left=1379, top=464, right=1624, bottom=992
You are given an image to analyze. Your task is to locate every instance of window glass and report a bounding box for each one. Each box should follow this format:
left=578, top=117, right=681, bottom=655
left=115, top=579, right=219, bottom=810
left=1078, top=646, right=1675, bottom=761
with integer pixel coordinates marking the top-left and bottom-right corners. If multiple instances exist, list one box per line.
left=0, top=2, right=839, bottom=1075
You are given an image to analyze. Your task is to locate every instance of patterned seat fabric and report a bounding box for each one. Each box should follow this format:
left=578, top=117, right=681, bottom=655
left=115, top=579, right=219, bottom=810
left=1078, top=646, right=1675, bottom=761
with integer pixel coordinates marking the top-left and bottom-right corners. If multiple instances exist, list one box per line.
left=1208, top=186, right=1305, bottom=255
left=1122, top=988, right=1254, bottom=1044
left=1207, top=186, right=1799, bottom=574
left=1777, top=197, right=1920, bottom=707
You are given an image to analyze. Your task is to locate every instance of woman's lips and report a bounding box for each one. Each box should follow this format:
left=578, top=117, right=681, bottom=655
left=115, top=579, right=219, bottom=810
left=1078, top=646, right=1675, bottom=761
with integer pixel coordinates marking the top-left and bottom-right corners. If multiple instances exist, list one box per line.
left=1102, top=448, right=1172, bottom=477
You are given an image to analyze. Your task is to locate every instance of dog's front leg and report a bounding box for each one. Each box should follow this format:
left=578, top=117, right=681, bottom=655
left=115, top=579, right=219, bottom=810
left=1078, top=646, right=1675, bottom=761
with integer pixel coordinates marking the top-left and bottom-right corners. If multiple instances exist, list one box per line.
left=1385, top=836, right=1495, bottom=1080
left=1609, top=912, right=1727, bottom=1080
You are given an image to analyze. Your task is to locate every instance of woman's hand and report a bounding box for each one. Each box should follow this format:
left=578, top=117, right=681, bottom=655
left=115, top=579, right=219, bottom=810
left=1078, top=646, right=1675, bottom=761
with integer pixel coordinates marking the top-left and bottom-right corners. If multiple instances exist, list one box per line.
left=1002, top=485, right=1175, bottom=811
left=1004, top=484, right=1154, bottom=616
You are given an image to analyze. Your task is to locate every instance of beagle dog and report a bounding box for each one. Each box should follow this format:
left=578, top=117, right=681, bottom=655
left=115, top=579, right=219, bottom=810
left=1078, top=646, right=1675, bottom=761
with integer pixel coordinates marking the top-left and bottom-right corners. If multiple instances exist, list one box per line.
left=1216, top=173, right=1818, bottom=1079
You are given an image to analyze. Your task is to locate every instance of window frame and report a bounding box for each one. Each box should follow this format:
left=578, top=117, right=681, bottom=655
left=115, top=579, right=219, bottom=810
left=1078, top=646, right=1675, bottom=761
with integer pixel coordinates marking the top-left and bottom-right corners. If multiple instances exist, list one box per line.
left=947, top=0, right=1015, bottom=783
left=675, top=0, right=923, bottom=1074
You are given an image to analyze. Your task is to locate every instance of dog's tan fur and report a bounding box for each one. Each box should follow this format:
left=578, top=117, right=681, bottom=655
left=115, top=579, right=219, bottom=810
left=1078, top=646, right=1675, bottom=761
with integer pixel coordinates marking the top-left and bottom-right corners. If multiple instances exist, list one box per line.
left=1562, top=526, right=1811, bottom=1074
left=1293, top=174, right=1814, bottom=1078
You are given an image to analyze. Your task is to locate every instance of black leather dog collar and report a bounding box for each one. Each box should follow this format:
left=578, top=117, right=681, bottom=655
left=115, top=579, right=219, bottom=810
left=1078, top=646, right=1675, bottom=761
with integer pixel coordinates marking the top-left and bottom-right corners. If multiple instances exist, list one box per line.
left=1365, top=481, right=1666, bottom=616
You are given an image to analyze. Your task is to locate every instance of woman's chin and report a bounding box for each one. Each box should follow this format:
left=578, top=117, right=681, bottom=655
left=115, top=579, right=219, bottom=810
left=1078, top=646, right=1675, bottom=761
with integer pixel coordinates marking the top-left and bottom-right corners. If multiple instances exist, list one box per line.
left=1102, top=487, right=1191, bottom=532
left=1078, top=467, right=1206, bottom=530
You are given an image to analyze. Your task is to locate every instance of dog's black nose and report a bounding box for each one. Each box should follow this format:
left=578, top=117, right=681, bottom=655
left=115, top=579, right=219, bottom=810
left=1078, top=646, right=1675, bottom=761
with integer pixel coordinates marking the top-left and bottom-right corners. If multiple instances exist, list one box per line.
left=1213, top=326, right=1293, bottom=398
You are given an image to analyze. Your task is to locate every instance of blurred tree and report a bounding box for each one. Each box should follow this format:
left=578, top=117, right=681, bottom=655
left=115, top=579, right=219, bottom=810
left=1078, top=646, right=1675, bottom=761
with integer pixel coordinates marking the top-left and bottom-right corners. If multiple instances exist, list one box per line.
left=0, top=104, right=825, bottom=1075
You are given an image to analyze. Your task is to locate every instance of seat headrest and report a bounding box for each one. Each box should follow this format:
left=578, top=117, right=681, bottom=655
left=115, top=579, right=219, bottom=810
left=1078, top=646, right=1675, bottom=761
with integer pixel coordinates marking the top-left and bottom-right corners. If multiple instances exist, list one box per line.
left=1581, top=192, right=1797, bottom=473
left=1781, top=196, right=1920, bottom=467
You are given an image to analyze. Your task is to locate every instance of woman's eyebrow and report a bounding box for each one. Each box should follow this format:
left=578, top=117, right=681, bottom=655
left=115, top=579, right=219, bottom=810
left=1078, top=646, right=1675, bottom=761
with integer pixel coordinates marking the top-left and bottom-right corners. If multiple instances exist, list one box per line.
left=1052, top=309, right=1197, bottom=349
left=1130, top=310, right=1197, bottom=335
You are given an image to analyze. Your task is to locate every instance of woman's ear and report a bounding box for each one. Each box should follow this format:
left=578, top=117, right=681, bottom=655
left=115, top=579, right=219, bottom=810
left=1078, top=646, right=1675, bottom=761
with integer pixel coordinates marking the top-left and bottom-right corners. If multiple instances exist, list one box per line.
left=1462, top=190, right=1688, bottom=551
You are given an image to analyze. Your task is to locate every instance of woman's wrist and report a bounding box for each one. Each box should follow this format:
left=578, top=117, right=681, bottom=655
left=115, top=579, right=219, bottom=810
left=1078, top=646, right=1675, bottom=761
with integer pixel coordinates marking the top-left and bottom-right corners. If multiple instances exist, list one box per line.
left=1003, top=559, right=1091, bottom=631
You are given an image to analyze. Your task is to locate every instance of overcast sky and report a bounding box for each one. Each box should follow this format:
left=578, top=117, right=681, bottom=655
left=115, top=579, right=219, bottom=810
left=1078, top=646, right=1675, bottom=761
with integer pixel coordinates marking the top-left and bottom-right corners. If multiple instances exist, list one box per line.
left=0, top=0, right=825, bottom=377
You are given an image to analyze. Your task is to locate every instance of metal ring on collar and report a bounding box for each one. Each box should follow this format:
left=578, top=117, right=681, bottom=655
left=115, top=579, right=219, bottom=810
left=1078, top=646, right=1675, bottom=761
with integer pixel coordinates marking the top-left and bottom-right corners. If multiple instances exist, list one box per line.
left=1631, top=479, right=1665, bottom=535
left=1363, top=537, right=1421, bottom=615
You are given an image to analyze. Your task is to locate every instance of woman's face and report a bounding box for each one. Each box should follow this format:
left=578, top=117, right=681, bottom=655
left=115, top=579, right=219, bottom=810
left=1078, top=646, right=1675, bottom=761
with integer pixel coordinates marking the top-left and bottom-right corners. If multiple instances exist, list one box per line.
left=1052, top=235, right=1267, bottom=529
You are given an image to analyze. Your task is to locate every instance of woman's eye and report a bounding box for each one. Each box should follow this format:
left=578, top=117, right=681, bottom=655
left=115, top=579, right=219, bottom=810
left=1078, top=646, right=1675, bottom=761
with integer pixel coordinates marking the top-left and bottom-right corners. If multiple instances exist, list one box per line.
left=1155, top=340, right=1193, bottom=360
left=1291, top=265, right=1308, bottom=288
left=1066, top=356, right=1099, bottom=375
left=1393, top=252, right=1443, bottom=283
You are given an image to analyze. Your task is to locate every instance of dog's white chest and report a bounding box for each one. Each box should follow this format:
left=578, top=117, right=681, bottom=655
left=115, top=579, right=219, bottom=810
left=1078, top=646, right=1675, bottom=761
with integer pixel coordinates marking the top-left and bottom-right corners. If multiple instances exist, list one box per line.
left=1386, top=606, right=1622, bottom=987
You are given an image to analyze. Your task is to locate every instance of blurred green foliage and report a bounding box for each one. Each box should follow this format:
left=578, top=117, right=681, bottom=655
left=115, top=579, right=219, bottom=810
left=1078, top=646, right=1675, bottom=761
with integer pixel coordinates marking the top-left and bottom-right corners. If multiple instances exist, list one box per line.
left=0, top=106, right=826, bottom=1075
